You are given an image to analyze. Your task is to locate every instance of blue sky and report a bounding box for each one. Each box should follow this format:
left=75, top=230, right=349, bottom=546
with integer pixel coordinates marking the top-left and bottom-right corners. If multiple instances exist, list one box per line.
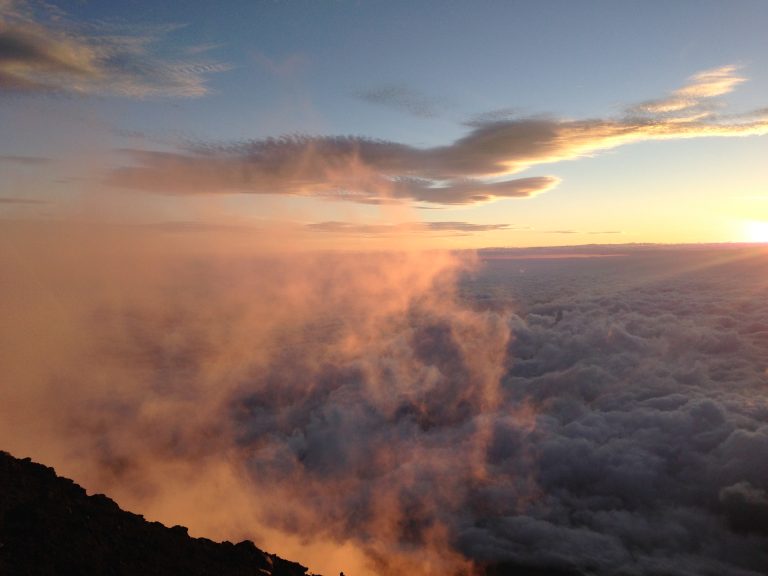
left=2, top=0, right=768, bottom=246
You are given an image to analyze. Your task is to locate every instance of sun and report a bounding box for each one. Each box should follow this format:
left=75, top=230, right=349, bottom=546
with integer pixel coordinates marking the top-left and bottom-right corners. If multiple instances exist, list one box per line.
left=744, top=220, right=768, bottom=243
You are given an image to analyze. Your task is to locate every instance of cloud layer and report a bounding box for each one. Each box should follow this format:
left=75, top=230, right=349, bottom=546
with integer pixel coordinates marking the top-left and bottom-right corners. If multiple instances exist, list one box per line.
left=465, top=246, right=768, bottom=575
left=0, top=0, right=228, bottom=97
left=3, top=225, right=768, bottom=575
left=109, top=65, right=767, bottom=205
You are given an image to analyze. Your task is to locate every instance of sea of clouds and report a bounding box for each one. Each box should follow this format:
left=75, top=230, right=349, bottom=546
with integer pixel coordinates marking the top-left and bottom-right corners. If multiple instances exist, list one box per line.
left=460, top=246, right=768, bottom=575
left=2, top=230, right=768, bottom=576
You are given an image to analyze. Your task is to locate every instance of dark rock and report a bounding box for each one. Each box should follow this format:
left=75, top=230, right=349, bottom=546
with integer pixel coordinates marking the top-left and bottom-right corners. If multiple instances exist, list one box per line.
left=483, top=562, right=587, bottom=576
left=0, top=450, right=319, bottom=576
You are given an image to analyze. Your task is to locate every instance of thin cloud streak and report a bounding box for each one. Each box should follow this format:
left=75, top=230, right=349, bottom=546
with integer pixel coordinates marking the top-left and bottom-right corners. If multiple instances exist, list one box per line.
left=307, top=221, right=512, bottom=236
left=0, top=196, right=49, bottom=204
left=0, top=154, right=50, bottom=164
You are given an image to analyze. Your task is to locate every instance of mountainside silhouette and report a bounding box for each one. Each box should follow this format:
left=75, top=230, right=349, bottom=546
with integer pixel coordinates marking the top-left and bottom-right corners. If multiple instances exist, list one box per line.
left=0, top=450, right=315, bottom=576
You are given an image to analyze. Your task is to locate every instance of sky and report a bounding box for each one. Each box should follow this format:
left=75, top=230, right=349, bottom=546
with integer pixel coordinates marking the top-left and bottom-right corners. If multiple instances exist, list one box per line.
left=2, top=0, right=768, bottom=247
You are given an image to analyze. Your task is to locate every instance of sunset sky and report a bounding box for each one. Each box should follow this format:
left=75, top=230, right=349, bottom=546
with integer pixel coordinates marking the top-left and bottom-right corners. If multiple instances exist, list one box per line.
left=2, top=0, right=768, bottom=247
left=6, top=4, right=768, bottom=576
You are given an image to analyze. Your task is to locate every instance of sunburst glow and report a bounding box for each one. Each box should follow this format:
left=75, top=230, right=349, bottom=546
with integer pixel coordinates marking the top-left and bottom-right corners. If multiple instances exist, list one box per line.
left=744, top=220, right=768, bottom=243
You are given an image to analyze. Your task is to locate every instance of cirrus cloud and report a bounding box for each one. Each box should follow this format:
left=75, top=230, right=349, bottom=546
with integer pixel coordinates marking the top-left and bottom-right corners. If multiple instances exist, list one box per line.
left=628, top=65, right=747, bottom=115
left=0, top=0, right=229, bottom=98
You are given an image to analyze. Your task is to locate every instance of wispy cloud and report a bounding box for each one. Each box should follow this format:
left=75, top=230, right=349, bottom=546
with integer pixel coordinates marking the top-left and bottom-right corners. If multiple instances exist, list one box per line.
left=466, top=107, right=521, bottom=126
left=627, top=65, right=746, bottom=115
left=0, top=0, right=229, bottom=97
left=0, top=154, right=50, bottom=165
left=307, top=221, right=512, bottom=236
left=109, top=65, right=768, bottom=206
left=253, top=52, right=308, bottom=80
left=0, top=196, right=49, bottom=204
left=356, top=84, right=441, bottom=118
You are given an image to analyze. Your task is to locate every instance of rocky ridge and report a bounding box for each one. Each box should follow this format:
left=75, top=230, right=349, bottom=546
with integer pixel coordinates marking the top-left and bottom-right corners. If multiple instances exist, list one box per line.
left=0, top=450, right=315, bottom=576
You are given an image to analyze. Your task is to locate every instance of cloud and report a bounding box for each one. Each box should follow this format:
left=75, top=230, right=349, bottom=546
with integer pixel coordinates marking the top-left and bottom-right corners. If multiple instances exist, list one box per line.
left=0, top=196, right=48, bottom=204
left=133, top=219, right=515, bottom=240
left=628, top=65, right=746, bottom=115
left=425, top=221, right=510, bottom=233
left=307, top=221, right=512, bottom=236
left=0, top=0, right=229, bottom=97
left=109, top=65, right=768, bottom=206
left=109, top=141, right=560, bottom=205
left=403, top=176, right=560, bottom=204
left=466, top=107, right=521, bottom=126
left=0, top=154, right=50, bottom=165
left=356, top=84, right=441, bottom=118
left=0, top=222, right=510, bottom=575
left=5, top=220, right=768, bottom=576
left=451, top=245, right=768, bottom=575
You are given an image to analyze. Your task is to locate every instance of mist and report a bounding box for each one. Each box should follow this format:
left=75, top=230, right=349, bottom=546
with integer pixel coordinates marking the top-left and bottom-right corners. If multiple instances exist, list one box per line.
left=3, top=217, right=768, bottom=575
left=0, top=220, right=513, bottom=575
